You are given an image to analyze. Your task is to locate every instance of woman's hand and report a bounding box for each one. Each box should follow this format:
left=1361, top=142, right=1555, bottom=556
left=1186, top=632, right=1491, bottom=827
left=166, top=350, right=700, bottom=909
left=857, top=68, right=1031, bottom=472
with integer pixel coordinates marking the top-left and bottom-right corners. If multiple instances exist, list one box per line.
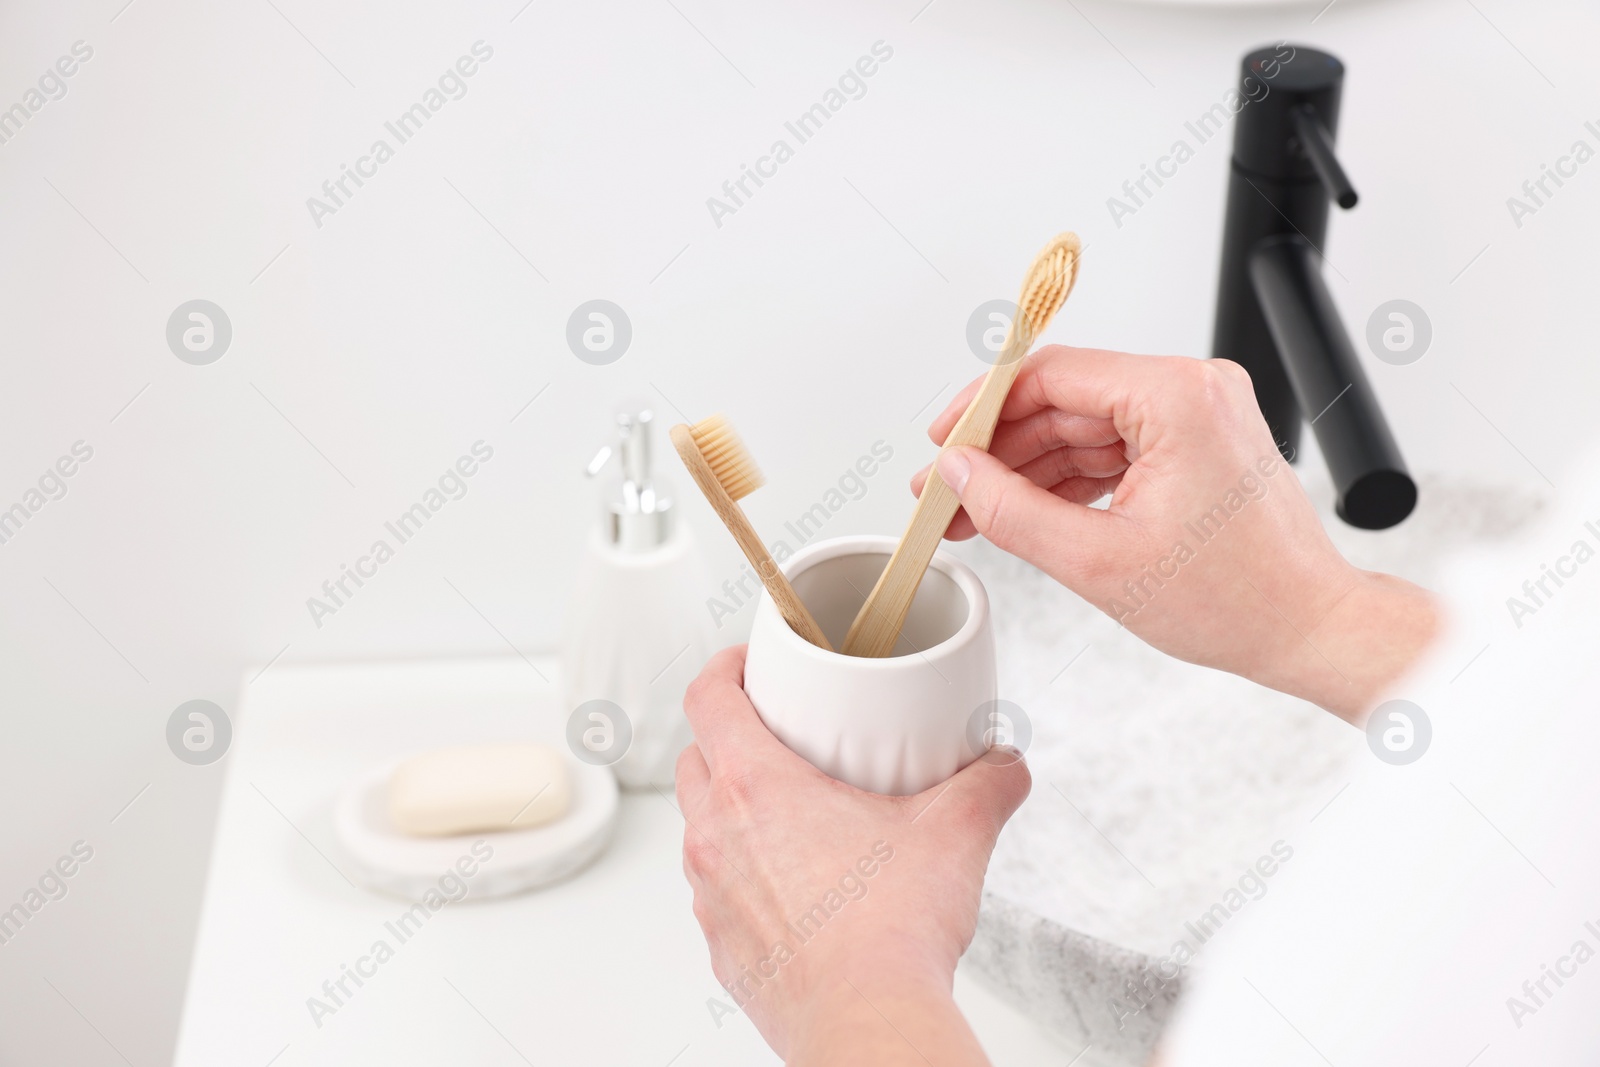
left=676, top=646, right=1029, bottom=1065
left=915, top=346, right=1440, bottom=723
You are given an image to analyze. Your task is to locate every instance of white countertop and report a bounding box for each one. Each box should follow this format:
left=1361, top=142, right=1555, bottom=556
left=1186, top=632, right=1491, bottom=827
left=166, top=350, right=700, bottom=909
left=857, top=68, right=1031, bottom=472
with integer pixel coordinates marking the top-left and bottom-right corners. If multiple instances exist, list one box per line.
left=172, top=655, right=1075, bottom=1067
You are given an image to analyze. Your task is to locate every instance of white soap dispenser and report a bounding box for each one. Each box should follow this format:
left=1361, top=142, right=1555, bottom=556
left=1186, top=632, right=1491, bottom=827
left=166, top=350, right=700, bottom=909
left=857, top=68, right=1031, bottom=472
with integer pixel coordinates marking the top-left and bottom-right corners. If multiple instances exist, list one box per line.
left=562, top=409, right=714, bottom=790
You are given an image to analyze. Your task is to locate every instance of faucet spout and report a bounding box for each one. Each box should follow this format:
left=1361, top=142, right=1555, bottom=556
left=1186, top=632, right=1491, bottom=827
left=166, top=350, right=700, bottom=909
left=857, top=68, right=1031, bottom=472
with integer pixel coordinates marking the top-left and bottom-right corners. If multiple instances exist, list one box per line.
left=1210, top=43, right=1417, bottom=529
left=1249, top=235, right=1416, bottom=529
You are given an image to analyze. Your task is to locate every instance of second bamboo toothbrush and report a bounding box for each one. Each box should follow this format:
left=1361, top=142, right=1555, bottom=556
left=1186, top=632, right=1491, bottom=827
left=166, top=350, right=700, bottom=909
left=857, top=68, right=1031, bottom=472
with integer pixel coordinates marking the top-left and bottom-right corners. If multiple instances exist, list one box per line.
left=670, top=416, right=833, bottom=651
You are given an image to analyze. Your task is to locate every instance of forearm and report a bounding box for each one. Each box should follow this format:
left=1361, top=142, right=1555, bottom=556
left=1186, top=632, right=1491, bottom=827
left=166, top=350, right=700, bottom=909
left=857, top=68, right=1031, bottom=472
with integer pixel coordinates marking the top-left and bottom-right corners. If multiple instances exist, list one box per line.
left=787, top=971, right=989, bottom=1067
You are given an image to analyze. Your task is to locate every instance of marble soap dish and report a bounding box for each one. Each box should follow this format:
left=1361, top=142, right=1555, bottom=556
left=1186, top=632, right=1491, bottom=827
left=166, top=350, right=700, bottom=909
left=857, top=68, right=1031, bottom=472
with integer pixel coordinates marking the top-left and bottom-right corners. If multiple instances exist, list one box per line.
left=333, top=756, right=619, bottom=901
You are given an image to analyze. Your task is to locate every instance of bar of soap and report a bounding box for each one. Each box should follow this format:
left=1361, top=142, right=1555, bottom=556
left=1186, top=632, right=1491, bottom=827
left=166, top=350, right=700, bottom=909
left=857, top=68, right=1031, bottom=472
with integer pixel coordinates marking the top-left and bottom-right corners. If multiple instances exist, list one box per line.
left=388, top=744, right=570, bottom=837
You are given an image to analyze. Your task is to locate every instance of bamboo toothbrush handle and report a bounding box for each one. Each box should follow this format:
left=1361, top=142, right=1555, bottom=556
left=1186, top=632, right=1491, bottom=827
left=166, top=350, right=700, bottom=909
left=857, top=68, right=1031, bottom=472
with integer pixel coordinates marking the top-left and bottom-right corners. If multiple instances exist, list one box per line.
left=840, top=328, right=1037, bottom=658
left=841, top=231, right=1079, bottom=658
left=670, top=425, right=834, bottom=651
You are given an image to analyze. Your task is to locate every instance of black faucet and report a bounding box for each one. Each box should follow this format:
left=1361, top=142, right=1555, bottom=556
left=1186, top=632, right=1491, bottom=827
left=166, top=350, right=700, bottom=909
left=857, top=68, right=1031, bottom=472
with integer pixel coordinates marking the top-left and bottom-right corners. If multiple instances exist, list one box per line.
left=1211, top=44, right=1416, bottom=529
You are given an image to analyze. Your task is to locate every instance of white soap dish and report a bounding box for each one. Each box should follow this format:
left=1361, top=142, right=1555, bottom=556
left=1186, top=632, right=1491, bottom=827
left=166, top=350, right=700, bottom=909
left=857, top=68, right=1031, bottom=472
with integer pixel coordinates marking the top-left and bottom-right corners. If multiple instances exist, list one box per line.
left=333, top=757, right=619, bottom=900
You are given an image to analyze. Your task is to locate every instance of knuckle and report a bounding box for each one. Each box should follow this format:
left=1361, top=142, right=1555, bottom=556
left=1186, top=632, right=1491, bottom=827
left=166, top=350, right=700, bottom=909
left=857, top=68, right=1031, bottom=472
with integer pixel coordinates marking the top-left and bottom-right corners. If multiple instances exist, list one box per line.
left=1032, top=343, right=1072, bottom=367
left=674, top=744, right=699, bottom=785
left=1212, top=358, right=1252, bottom=389
left=1047, top=407, right=1092, bottom=450
left=1173, top=354, right=1213, bottom=389
left=715, top=768, right=762, bottom=811
left=1017, top=415, right=1056, bottom=457
left=968, top=472, right=1011, bottom=539
left=1192, top=360, right=1239, bottom=420
left=1024, top=411, right=1065, bottom=456
left=683, top=830, right=719, bottom=877
left=684, top=672, right=716, bottom=711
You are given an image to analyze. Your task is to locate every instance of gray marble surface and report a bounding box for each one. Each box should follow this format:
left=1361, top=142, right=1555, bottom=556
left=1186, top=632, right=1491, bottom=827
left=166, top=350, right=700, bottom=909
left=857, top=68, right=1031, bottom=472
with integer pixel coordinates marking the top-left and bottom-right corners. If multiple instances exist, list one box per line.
left=959, top=470, right=1544, bottom=1065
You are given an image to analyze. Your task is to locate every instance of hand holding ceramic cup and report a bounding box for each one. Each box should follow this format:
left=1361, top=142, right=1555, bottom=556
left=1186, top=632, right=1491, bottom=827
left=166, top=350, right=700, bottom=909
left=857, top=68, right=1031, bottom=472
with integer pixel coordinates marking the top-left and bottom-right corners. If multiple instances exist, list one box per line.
left=742, top=535, right=1000, bottom=796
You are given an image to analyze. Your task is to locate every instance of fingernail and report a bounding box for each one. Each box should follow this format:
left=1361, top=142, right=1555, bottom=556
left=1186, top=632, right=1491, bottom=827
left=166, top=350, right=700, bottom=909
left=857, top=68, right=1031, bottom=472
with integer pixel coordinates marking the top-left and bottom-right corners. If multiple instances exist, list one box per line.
left=936, top=449, right=970, bottom=495
left=990, top=744, right=1024, bottom=765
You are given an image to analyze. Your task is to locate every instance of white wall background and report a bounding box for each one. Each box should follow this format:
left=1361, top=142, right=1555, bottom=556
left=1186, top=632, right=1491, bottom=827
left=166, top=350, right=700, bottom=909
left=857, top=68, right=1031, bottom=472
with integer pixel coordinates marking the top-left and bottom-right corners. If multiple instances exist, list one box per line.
left=2, top=0, right=1597, bottom=1062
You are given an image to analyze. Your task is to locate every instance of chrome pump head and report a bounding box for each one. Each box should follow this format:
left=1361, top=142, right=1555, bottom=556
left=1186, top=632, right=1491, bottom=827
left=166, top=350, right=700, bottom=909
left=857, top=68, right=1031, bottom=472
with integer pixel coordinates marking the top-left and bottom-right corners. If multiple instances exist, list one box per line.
left=586, top=409, right=674, bottom=551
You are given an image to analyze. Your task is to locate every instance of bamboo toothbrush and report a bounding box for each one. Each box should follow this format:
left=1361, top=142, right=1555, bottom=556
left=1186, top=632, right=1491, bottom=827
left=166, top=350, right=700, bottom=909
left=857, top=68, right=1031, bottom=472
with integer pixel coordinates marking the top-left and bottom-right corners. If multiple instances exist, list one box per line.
left=670, top=416, right=833, bottom=651
left=841, top=232, right=1082, bottom=658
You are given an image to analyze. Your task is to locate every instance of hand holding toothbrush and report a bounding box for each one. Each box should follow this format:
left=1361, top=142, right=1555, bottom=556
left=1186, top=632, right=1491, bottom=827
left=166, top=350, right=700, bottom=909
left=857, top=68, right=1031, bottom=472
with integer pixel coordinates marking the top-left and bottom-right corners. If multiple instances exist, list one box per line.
left=915, top=345, right=1442, bottom=724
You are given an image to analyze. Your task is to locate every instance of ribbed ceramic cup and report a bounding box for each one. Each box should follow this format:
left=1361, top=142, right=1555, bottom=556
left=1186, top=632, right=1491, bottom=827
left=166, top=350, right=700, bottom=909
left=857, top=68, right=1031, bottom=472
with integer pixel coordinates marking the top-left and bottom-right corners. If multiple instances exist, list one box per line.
left=743, top=535, right=997, bottom=796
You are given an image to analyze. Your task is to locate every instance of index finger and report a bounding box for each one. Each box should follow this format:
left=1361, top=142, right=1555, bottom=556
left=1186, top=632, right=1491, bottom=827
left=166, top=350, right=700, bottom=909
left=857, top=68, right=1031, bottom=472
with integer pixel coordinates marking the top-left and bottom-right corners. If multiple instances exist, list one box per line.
left=680, top=644, right=786, bottom=771
left=928, top=345, right=1186, bottom=446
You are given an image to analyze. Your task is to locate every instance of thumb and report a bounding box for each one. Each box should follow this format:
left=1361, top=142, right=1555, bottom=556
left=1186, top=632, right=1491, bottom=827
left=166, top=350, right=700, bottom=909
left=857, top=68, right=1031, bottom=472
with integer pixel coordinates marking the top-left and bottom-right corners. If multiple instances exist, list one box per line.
left=917, top=745, right=1032, bottom=838
left=935, top=446, right=1112, bottom=577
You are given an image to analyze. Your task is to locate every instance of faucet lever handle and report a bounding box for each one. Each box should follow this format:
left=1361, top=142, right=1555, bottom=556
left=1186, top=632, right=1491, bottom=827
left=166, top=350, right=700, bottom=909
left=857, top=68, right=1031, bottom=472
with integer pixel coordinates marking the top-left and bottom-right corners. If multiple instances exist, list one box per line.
left=1291, top=105, right=1358, bottom=210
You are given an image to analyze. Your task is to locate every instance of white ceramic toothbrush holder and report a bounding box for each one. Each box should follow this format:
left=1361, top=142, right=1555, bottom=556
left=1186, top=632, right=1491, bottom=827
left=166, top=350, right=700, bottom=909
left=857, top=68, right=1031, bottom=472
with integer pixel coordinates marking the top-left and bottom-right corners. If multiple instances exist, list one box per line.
left=743, top=534, right=997, bottom=797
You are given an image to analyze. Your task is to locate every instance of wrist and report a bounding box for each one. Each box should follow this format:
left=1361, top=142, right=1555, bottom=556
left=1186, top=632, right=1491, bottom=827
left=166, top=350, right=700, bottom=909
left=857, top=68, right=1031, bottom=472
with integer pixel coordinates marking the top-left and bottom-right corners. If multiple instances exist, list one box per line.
left=790, top=941, right=950, bottom=1027
left=1272, top=566, right=1444, bottom=724
left=789, top=963, right=979, bottom=1067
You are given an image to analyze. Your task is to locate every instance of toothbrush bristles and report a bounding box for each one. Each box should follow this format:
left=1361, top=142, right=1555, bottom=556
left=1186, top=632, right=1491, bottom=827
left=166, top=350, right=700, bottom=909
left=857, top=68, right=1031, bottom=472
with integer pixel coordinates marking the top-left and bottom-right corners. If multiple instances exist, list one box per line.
left=689, top=414, right=765, bottom=502
left=1017, top=233, right=1080, bottom=336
